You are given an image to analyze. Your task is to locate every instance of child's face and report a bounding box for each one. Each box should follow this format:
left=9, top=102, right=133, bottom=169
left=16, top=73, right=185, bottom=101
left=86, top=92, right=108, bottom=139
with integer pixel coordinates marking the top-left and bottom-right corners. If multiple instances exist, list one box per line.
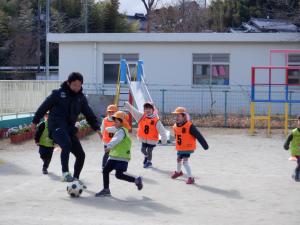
left=44, top=114, right=49, bottom=120
left=114, top=119, right=122, bottom=128
left=107, top=111, right=115, bottom=117
left=297, top=119, right=300, bottom=128
left=144, top=107, right=153, bottom=115
left=175, top=113, right=185, bottom=123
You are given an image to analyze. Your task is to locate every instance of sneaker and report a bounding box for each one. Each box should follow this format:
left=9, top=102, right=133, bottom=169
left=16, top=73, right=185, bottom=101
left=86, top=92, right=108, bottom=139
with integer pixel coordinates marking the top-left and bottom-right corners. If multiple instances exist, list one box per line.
left=143, top=161, right=152, bottom=168
left=171, top=171, right=183, bottom=179
left=186, top=177, right=195, bottom=184
left=95, top=189, right=111, bottom=197
left=61, top=172, right=74, bottom=182
left=135, top=176, right=143, bottom=191
left=42, top=168, right=48, bottom=175
left=143, top=157, right=148, bottom=165
left=74, top=178, right=87, bottom=189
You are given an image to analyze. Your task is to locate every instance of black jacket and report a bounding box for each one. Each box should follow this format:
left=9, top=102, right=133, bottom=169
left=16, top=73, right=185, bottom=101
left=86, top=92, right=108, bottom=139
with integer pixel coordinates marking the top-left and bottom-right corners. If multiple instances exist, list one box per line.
left=32, top=81, right=100, bottom=136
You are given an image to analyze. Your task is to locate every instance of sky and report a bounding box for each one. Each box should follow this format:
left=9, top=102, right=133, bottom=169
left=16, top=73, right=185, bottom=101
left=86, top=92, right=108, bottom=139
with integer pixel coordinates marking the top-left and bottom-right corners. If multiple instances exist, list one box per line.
left=118, top=0, right=211, bottom=15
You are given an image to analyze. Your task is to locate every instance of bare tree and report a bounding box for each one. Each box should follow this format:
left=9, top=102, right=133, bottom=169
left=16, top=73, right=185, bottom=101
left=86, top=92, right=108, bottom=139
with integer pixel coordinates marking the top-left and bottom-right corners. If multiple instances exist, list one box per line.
left=141, top=0, right=160, bottom=32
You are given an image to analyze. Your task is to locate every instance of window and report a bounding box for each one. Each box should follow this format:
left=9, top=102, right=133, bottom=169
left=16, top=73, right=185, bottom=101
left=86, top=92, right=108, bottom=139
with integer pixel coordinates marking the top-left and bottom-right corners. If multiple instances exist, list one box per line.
left=103, top=54, right=139, bottom=84
left=288, top=54, right=300, bottom=85
left=193, top=53, right=230, bottom=85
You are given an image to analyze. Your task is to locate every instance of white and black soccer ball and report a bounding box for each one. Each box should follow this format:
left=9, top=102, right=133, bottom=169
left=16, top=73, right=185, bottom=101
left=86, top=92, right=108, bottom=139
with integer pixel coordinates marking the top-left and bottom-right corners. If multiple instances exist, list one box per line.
left=66, top=180, right=84, bottom=197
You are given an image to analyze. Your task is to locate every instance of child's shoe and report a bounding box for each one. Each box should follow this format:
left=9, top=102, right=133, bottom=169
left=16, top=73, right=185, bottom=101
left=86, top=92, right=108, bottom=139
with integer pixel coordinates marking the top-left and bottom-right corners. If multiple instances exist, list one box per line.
left=186, top=177, right=195, bottom=184
left=143, top=161, right=152, bottom=168
left=95, top=189, right=111, bottom=197
left=42, top=168, right=48, bottom=175
left=135, top=176, right=143, bottom=190
left=171, top=171, right=183, bottom=179
left=61, top=172, right=74, bottom=182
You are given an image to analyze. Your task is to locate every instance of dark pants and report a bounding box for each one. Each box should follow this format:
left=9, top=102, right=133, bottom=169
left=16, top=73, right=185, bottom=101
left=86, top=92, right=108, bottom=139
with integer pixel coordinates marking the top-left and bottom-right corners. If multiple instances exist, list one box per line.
left=39, top=146, right=54, bottom=169
left=103, top=159, right=135, bottom=189
left=102, top=145, right=109, bottom=169
left=296, top=156, right=300, bottom=173
left=51, top=128, right=85, bottom=179
left=141, top=142, right=156, bottom=161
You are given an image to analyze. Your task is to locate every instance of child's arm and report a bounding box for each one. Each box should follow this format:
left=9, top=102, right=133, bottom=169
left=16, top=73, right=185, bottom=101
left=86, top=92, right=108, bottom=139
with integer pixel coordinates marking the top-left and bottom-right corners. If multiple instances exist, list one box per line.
left=189, top=124, right=209, bottom=150
left=106, top=128, right=125, bottom=151
left=100, top=119, right=105, bottom=134
left=156, top=120, right=167, bottom=144
left=106, top=126, right=118, bottom=134
left=34, top=122, right=45, bottom=144
left=124, top=101, right=143, bottom=122
left=284, top=134, right=293, bottom=150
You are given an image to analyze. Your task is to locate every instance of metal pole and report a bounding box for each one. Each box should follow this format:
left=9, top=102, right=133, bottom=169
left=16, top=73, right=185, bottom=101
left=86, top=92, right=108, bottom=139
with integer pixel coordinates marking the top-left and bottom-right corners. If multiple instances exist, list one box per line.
left=37, top=0, right=41, bottom=73
left=224, top=90, right=228, bottom=127
left=45, top=0, right=50, bottom=80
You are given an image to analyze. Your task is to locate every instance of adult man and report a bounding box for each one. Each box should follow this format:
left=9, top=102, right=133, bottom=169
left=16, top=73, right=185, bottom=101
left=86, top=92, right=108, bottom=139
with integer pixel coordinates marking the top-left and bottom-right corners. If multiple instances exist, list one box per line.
left=32, top=72, right=101, bottom=183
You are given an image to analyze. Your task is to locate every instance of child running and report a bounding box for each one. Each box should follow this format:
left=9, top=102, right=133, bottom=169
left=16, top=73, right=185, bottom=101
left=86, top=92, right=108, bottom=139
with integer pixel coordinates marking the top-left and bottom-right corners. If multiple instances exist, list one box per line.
left=34, top=112, right=55, bottom=174
left=100, top=104, right=118, bottom=170
left=124, top=101, right=167, bottom=168
left=284, top=115, right=300, bottom=181
left=95, top=111, right=143, bottom=197
left=171, top=107, right=209, bottom=184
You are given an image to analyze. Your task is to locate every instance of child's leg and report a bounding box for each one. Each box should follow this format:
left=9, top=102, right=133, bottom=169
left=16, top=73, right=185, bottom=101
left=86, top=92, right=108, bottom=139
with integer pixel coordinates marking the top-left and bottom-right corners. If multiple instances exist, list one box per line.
left=102, top=145, right=109, bottom=169
left=176, top=156, right=182, bottom=172
left=43, top=148, right=54, bottom=169
left=115, top=161, right=143, bottom=190
left=141, top=143, right=148, bottom=163
left=102, top=160, right=115, bottom=189
left=183, top=157, right=192, bottom=177
left=295, top=156, right=300, bottom=180
left=146, top=146, right=154, bottom=162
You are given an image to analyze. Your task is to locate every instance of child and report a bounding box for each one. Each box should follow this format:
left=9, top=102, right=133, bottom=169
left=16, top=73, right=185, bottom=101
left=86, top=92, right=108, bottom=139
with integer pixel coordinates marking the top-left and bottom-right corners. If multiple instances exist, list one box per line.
left=100, top=104, right=118, bottom=170
left=95, top=111, right=143, bottom=197
left=124, top=101, right=167, bottom=168
left=34, top=112, right=54, bottom=174
left=284, top=115, right=300, bottom=181
left=171, top=107, right=209, bottom=184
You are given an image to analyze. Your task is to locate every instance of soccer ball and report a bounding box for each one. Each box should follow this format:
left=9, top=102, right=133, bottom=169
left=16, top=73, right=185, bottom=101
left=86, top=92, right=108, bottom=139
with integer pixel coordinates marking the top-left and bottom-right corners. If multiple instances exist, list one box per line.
left=66, top=180, right=84, bottom=197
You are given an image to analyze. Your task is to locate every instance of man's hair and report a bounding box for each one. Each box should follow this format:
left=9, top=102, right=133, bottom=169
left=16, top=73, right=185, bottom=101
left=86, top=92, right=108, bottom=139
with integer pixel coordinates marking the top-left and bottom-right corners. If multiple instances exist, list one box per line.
left=67, top=72, right=83, bottom=84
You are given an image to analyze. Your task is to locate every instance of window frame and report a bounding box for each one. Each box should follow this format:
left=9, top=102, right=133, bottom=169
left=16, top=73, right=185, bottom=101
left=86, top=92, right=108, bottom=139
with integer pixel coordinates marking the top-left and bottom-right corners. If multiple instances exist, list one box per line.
left=192, top=53, right=230, bottom=87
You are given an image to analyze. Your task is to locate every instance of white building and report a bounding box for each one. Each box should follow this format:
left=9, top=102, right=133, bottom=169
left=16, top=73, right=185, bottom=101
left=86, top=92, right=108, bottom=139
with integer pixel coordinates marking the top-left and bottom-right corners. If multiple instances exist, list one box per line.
left=48, top=33, right=300, bottom=115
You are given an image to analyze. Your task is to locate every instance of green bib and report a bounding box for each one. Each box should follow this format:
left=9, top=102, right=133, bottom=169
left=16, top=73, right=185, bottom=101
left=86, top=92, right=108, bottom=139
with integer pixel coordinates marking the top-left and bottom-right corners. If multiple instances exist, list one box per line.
left=291, top=128, right=300, bottom=156
left=39, top=121, right=54, bottom=148
left=109, top=128, right=131, bottom=160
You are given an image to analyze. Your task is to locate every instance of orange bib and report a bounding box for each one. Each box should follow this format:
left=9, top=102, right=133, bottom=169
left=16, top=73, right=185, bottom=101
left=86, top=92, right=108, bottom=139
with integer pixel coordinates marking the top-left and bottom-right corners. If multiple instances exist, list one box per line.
left=102, top=117, right=115, bottom=143
left=137, top=114, right=159, bottom=141
left=173, top=121, right=196, bottom=151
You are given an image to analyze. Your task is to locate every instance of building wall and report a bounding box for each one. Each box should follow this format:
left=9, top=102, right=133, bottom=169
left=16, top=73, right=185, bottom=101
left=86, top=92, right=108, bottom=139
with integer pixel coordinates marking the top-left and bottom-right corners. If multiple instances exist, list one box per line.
left=59, top=41, right=300, bottom=88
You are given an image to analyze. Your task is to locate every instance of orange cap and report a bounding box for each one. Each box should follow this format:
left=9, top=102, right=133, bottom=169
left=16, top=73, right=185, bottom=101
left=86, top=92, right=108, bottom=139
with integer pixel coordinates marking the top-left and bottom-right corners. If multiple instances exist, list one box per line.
left=172, top=107, right=187, bottom=114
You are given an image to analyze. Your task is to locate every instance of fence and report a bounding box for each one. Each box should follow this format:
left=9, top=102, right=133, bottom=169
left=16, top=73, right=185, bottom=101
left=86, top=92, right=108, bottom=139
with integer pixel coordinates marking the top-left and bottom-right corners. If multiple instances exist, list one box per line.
left=1, top=81, right=300, bottom=128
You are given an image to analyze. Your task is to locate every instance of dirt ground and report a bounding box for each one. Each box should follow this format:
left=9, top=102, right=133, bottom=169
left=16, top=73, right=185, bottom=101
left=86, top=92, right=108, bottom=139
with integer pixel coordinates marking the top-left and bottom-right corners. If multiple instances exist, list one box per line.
left=0, top=128, right=299, bottom=225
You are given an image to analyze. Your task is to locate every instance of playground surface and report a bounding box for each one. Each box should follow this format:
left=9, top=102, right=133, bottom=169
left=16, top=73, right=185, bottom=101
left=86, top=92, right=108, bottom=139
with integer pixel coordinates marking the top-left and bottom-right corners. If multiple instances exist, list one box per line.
left=0, top=128, right=299, bottom=225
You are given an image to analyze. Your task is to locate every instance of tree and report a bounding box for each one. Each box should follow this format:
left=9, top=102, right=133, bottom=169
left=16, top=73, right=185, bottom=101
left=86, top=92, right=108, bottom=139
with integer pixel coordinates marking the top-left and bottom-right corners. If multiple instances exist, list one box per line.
left=141, top=0, right=159, bottom=32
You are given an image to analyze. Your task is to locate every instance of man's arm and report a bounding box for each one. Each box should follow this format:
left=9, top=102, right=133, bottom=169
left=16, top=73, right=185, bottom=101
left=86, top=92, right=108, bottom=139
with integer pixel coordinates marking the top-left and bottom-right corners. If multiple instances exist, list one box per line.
left=34, top=122, right=45, bottom=144
left=81, top=96, right=100, bottom=131
left=32, top=90, right=59, bottom=125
